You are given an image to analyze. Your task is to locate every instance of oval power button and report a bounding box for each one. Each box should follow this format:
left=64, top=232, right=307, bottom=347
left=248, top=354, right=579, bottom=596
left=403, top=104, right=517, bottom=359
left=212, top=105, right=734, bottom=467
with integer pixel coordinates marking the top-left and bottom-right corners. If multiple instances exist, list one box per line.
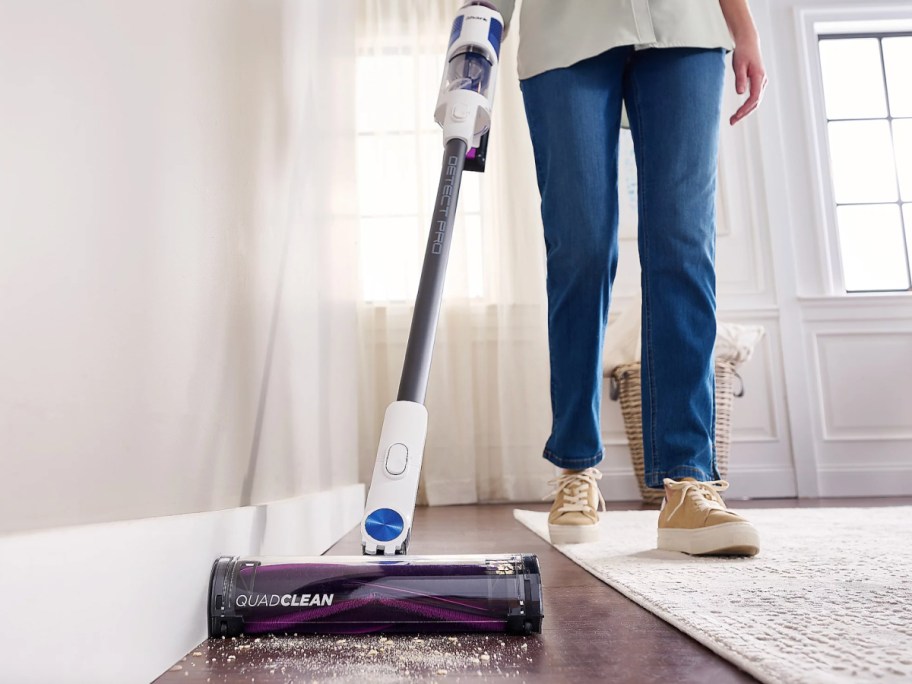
left=385, top=443, right=408, bottom=476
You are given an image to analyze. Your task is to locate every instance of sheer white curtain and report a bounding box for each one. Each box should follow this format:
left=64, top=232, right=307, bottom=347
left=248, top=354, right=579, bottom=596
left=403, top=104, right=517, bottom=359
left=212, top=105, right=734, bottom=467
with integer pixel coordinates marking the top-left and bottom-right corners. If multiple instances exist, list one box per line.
left=356, top=0, right=555, bottom=504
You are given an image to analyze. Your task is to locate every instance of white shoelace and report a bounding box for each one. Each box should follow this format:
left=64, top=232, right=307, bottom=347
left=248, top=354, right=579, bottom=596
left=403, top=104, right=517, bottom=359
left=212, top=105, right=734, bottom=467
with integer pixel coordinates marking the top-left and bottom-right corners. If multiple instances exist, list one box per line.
left=662, top=478, right=742, bottom=521
left=545, top=467, right=607, bottom=514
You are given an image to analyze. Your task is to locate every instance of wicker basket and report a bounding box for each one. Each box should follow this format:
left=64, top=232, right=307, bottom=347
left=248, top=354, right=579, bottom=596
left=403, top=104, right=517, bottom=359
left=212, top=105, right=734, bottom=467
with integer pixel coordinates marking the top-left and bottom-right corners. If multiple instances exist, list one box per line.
left=608, top=360, right=742, bottom=504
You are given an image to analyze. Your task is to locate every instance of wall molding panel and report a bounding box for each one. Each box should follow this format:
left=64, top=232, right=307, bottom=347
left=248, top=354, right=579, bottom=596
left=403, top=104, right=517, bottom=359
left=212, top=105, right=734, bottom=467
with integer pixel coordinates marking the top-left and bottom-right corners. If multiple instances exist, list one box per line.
left=813, top=331, right=912, bottom=442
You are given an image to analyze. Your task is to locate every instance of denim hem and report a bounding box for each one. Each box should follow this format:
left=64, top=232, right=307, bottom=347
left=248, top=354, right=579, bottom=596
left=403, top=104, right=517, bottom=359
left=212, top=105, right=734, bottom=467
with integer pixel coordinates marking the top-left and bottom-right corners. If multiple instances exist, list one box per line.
left=643, top=465, right=715, bottom=489
left=543, top=448, right=603, bottom=470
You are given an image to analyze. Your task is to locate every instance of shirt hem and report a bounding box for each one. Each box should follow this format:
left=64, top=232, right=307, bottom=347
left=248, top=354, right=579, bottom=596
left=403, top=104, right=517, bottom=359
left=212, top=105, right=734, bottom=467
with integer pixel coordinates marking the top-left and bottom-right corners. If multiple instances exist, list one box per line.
left=518, top=41, right=734, bottom=81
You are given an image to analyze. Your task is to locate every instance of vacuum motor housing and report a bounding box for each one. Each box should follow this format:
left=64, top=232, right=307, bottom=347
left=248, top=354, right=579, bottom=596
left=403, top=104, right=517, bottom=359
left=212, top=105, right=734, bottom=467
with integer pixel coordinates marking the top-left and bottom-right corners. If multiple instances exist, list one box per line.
left=434, top=1, right=502, bottom=148
left=209, top=553, right=543, bottom=636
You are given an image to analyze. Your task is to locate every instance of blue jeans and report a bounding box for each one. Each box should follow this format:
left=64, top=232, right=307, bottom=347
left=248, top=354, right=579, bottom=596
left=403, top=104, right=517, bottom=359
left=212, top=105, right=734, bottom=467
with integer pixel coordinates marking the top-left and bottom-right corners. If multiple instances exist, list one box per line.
left=520, top=46, right=726, bottom=488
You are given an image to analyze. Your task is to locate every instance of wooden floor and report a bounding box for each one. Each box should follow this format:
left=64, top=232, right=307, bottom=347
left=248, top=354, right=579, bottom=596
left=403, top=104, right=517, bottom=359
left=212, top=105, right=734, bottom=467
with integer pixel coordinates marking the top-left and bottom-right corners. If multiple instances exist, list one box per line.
left=156, top=496, right=911, bottom=683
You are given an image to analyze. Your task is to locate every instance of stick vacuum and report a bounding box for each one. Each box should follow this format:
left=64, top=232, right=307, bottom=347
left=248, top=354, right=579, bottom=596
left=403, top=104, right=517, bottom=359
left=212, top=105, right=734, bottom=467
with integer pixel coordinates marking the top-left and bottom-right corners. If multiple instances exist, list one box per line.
left=360, top=0, right=503, bottom=557
left=207, top=2, right=543, bottom=637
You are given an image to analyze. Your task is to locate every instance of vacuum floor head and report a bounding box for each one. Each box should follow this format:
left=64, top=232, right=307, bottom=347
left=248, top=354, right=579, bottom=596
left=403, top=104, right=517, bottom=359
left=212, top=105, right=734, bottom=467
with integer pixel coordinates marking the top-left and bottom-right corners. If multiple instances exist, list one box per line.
left=209, top=553, right=543, bottom=636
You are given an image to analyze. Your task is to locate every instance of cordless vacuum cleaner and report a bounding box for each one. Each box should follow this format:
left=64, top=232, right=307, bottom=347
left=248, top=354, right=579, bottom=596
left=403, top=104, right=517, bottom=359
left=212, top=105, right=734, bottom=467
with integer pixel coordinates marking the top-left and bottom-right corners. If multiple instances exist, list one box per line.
left=360, top=0, right=502, bottom=557
left=207, top=2, right=543, bottom=638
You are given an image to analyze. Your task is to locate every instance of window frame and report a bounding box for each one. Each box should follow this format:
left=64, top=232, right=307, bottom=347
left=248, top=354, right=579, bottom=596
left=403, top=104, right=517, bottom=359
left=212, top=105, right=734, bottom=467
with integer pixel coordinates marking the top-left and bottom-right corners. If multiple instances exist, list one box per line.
left=796, top=7, right=912, bottom=296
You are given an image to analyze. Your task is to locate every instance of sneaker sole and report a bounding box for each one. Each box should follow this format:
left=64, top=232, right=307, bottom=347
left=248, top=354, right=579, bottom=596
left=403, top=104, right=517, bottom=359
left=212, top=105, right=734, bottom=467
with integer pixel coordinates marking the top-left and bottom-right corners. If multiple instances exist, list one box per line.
left=657, top=521, right=759, bottom=556
left=548, top=520, right=601, bottom=544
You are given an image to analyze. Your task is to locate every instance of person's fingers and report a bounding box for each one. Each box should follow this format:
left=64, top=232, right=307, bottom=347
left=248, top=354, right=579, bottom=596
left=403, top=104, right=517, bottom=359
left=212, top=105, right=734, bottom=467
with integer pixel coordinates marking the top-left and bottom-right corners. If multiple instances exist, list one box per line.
left=730, top=62, right=768, bottom=125
left=734, top=57, right=749, bottom=96
left=731, top=97, right=758, bottom=125
left=730, top=99, right=759, bottom=125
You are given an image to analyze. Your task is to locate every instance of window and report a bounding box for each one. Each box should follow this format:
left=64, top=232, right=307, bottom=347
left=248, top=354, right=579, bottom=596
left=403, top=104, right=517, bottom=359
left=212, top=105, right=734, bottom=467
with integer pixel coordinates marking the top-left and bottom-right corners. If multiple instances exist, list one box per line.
left=817, top=32, right=912, bottom=293
left=356, top=50, right=486, bottom=302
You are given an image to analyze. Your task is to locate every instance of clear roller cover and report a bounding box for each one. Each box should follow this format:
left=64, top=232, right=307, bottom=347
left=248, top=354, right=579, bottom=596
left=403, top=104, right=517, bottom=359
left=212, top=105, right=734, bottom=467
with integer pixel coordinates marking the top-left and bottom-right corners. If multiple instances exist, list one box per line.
left=209, top=553, right=544, bottom=636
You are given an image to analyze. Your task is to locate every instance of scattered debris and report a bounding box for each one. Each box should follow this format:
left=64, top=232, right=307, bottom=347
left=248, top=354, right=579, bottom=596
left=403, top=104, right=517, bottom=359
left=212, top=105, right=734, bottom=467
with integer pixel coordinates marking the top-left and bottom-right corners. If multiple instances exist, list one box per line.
left=175, top=632, right=540, bottom=682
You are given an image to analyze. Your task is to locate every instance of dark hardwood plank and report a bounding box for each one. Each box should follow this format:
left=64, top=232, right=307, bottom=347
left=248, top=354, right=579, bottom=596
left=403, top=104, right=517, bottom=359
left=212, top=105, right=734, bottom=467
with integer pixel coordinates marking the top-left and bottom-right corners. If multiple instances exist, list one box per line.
left=155, top=496, right=912, bottom=683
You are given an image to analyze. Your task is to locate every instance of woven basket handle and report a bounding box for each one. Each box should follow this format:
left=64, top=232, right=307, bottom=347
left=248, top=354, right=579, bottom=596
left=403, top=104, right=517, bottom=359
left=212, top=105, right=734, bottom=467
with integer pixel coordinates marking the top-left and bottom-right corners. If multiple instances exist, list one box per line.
left=732, top=369, right=745, bottom=398
left=609, top=371, right=622, bottom=401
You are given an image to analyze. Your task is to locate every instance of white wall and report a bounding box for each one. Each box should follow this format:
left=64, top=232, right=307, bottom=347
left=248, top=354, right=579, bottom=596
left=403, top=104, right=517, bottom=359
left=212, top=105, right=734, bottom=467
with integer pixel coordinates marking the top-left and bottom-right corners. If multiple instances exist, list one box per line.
left=755, top=0, right=912, bottom=496
left=0, top=0, right=359, bottom=534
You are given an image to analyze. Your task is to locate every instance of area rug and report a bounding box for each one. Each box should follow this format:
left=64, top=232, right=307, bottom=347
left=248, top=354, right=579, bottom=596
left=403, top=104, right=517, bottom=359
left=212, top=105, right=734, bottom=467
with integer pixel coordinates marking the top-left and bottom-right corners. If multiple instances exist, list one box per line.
left=514, top=507, right=912, bottom=684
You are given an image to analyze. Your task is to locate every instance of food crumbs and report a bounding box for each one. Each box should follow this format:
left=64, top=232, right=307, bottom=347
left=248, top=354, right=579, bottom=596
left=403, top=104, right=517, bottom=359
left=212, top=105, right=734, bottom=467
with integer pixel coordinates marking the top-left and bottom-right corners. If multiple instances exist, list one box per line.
left=480, top=654, right=491, bottom=661
left=437, top=670, right=448, bottom=675
left=169, top=665, right=183, bottom=672
left=192, top=651, right=203, bottom=657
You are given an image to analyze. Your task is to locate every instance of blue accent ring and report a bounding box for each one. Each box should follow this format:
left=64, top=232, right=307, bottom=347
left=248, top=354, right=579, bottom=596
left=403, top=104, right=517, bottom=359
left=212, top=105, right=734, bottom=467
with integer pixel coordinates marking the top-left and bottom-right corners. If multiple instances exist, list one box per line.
left=365, top=508, right=405, bottom=542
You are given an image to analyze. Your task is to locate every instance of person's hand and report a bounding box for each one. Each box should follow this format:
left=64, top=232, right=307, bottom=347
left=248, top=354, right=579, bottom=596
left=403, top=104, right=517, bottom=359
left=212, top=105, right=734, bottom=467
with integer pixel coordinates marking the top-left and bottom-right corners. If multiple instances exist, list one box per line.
left=730, top=35, right=768, bottom=125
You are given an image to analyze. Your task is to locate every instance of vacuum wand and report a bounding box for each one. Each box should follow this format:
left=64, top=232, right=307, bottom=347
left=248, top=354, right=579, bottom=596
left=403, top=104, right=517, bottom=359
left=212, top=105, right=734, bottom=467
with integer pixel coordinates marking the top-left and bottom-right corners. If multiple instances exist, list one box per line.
left=397, top=138, right=467, bottom=404
left=361, top=1, right=503, bottom=556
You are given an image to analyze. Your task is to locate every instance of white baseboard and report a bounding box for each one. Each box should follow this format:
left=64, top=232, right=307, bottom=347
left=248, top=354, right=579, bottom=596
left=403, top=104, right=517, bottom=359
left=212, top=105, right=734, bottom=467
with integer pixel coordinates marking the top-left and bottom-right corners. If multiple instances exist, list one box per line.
left=0, top=483, right=365, bottom=684
left=597, top=468, right=645, bottom=501
left=597, top=466, right=799, bottom=501
left=819, top=466, right=912, bottom=497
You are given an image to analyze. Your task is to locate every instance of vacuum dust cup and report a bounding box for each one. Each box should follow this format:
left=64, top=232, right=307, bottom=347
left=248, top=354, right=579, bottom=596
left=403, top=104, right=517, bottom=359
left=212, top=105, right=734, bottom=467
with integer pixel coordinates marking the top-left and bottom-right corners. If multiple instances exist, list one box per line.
left=209, top=554, right=544, bottom=636
left=435, top=1, right=502, bottom=148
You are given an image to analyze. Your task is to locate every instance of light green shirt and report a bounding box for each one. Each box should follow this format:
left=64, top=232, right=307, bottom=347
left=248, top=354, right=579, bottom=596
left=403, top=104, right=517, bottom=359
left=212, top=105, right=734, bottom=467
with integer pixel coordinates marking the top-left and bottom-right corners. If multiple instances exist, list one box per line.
left=492, top=0, right=736, bottom=79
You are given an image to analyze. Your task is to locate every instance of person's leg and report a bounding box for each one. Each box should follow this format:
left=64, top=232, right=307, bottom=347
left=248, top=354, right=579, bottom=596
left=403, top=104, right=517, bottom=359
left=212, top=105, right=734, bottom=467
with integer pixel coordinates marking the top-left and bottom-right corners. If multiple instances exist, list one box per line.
left=622, top=47, right=726, bottom=487
left=624, top=47, right=758, bottom=556
left=519, top=47, right=630, bottom=472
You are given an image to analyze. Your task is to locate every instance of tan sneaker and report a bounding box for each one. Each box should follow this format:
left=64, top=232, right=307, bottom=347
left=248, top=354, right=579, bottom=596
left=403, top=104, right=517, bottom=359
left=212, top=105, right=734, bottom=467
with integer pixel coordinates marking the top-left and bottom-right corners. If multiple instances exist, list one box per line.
left=545, top=468, right=606, bottom=544
left=657, top=478, right=759, bottom=556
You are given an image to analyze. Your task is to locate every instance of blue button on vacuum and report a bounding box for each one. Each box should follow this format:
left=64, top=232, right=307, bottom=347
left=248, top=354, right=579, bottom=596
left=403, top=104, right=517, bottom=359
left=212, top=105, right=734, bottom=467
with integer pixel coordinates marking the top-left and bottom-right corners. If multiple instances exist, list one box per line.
left=365, top=508, right=405, bottom=542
